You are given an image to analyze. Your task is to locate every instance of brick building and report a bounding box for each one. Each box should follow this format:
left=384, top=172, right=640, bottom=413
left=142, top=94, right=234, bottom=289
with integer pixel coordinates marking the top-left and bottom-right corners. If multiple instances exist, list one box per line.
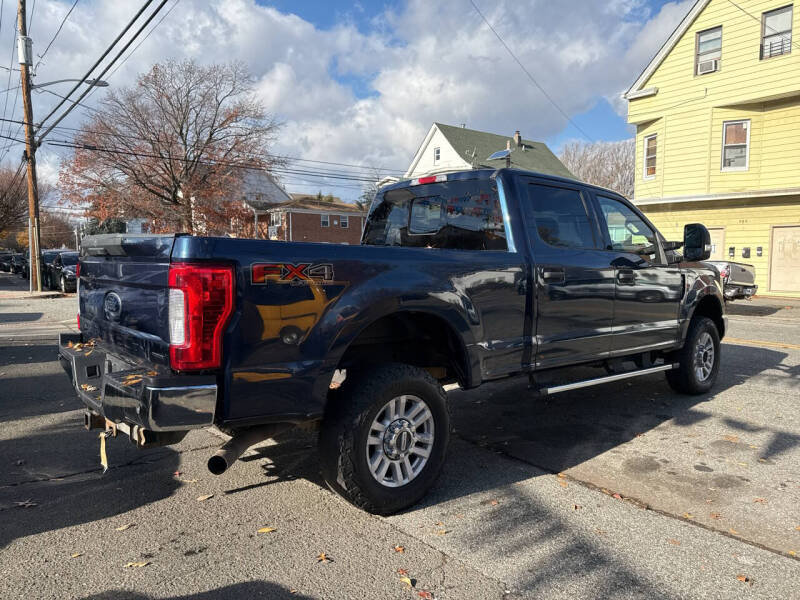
left=263, top=195, right=367, bottom=244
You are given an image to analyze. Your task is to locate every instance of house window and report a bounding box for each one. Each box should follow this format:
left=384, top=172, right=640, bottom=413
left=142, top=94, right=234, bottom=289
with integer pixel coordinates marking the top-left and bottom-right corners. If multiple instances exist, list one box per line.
left=340, top=215, right=349, bottom=228
left=722, top=120, right=750, bottom=171
left=321, top=214, right=329, bottom=227
left=270, top=212, right=281, bottom=226
left=762, top=5, right=793, bottom=58
left=643, top=134, right=657, bottom=179
left=696, top=26, right=722, bottom=74
left=433, top=147, right=441, bottom=164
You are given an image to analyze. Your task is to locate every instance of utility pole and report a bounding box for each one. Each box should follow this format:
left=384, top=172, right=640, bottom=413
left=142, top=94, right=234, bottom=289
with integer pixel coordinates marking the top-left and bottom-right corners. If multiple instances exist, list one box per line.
left=17, top=0, right=41, bottom=292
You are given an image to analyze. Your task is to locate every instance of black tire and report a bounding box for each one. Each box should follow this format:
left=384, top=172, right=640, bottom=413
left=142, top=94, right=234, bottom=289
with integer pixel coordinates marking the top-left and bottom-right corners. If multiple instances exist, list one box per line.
left=665, top=316, right=720, bottom=395
left=319, top=363, right=450, bottom=515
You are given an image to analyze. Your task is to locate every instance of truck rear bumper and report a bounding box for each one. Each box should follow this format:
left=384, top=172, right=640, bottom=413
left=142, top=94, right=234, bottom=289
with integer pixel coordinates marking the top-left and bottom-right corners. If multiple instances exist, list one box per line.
left=723, top=283, right=757, bottom=300
left=58, top=332, right=217, bottom=432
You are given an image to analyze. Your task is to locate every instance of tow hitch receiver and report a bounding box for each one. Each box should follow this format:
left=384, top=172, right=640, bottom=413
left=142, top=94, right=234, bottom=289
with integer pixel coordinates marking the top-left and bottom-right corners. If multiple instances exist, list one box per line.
left=83, top=411, right=187, bottom=449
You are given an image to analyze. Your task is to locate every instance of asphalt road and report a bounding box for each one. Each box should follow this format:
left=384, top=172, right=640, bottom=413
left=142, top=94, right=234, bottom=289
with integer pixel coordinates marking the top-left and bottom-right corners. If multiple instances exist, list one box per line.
left=0, top=271, right=798, bottom=599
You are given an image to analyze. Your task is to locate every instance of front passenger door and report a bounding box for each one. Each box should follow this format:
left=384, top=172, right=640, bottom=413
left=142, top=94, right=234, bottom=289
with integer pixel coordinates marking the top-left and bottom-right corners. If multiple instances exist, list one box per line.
left=593, top=194, right=683, bottom=355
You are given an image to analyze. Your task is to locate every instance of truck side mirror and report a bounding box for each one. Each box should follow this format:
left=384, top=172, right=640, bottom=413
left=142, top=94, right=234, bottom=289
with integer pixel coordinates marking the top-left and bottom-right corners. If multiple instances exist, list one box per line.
left=683, top=223, right=711, bottom=262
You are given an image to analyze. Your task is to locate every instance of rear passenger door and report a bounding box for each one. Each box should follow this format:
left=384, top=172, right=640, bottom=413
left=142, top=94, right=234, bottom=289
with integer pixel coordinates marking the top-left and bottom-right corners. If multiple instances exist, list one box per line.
left=521, top=180, right=615, bottom=368
left=591, top=194, right=683, bottom=354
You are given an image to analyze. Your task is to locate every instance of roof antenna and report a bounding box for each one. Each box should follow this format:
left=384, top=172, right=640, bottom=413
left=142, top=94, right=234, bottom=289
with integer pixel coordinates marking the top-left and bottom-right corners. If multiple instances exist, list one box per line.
left=465, top=146, right=478, bottom=168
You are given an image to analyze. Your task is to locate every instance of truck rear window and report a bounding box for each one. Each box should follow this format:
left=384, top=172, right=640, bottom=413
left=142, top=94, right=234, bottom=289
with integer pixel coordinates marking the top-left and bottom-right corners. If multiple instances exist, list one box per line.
left=362, top=180, right=507, bottom=251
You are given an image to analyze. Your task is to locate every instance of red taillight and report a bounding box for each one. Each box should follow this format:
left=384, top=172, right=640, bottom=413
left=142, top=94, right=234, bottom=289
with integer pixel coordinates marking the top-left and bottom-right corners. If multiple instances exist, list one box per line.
left=76, top=261, right=81, bottom=279
left=77, top=313, right=80, bottom=330
left=168, top=263, right=234, bottom=371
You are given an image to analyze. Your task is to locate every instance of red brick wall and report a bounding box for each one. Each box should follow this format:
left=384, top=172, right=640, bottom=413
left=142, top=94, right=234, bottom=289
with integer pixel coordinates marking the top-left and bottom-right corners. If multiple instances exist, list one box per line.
left=275, top=211, right=365, bottom=244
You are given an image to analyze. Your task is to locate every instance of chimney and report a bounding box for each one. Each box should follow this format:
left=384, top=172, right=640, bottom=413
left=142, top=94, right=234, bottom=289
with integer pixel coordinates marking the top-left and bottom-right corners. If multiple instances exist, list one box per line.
left=513, top=130, right=522, bottom=147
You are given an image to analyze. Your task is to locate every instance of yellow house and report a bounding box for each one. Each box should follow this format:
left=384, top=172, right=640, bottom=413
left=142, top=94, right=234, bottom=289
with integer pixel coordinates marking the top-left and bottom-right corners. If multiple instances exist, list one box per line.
left=626, top=0, right=800, bottom=296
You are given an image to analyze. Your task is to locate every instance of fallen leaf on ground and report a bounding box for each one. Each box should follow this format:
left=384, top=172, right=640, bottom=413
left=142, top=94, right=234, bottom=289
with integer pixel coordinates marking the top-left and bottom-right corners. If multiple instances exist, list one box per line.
left=789, top=550, right=796, bottom=556
left=557, top=472, right=566, bottom=478
left=316, top=553, right=332, bottom=563
left=393, top=545, right=405, bottom=553
left=115, top=523, right=135, bottom=532
left=710, top=512, right=722, bottom=520
left=753, top=498, right=767, bottom=504
left=257, top=527, right=277, bottom=534
left=180, top=478, right=199, bottom=484
left=124, top=561, right=150, bottom=569
left=573, top=504, right=582, bottom=510
left=14, top=499, right=37, bottom=508
left=723, top=435, right=739, bottom=443
left=70, top=552, right=83, bottom=558
left=736, top=574, right=753, bottom=585
left=196, top=494, right=214, bottom=502
left=399, top=576, right=414, bottom=588
left=147, top=371, right=157, bottom=376
left=558, top=479, right=568, bottom=488
left=668, top=539, right=680, bottom=546
left=729, top=528, right=739, bottom=535
left=795, top=526, right=800, bottom=531
left=397, top=568, right=409, bottom=576
left=435, top=521, right=443, bottom=526
left=173, top=471, right=182, bottom=476
left=683, top=513, right=694, bottom=519
left=418, top=591, right=434, bottom=599
left=435, top=529, right=449, bottom=535
left=490, top=499, right=499, bottom=506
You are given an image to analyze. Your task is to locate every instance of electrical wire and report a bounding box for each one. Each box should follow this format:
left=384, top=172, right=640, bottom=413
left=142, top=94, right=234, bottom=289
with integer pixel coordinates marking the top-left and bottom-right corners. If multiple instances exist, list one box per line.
left=725, top=0, right=800, bottom=53
left=468, top=0, right=594, bottom=143
left=33, top=0, right=80, bottom=72
left=36, top=0, right=157, bottom=130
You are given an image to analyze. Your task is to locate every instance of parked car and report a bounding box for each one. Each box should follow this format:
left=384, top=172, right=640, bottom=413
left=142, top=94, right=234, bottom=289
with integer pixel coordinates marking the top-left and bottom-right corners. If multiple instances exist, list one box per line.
left=49, top=251, right=79, bottom=292
left=58, top=168, right=726, bottom=515
left=40, top=250, right=65, bottom=289
left=10, top=253, right=25, bottom=274
left=707, top=261, right=757, bottom=300
left=0, top=252, right=13, bottom=272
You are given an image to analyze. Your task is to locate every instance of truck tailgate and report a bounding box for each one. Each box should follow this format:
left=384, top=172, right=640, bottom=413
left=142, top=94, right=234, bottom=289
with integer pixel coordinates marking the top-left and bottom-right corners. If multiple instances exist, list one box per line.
left=79, top=234, right=176, bottom=366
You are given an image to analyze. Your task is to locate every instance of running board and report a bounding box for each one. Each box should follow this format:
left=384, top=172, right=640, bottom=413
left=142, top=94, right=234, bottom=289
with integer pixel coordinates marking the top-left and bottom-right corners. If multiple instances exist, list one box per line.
left=538, top=364, right=678, bottom=397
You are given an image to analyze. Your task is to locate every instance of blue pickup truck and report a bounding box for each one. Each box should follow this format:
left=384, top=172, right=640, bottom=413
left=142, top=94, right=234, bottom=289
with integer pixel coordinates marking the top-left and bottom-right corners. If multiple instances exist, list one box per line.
left=59, top=167, right=726, bottom=514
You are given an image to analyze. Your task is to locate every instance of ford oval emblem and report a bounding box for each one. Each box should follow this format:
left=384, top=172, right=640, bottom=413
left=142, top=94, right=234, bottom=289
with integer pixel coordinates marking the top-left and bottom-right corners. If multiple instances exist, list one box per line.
left=104, top=292, right=123, bottom=321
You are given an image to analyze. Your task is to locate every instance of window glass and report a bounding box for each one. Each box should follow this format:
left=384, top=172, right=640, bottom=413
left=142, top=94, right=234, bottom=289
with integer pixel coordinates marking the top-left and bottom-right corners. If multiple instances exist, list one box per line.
left=696, top=26, right=722, bottom=73
left=362, top=180, right=507, bottom=250
left=527, top=184, right=597, bottom=249
left=644, top=134, right=657, bottom=178
left=433, top=147, right=441, bottom=164
left=320, top=214, right=329, bottom=227
left=763, top=5, right=792, bottom=58
left=723, top=120, right=749, bottom=170
left=597, top=196, right=660, bottom=263
left=60, top=253, right=78, bottom=266
left=340, top=215, right=349, bottom=228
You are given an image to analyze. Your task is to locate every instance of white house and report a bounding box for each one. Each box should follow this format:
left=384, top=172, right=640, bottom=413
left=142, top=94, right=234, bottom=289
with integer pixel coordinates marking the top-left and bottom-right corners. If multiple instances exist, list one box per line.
left=404, top=123, right=574, bottom=180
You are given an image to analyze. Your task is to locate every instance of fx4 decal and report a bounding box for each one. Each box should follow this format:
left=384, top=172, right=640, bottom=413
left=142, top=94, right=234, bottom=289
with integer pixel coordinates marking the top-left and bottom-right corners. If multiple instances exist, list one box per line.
left=251, top=262, right=336, bottom=285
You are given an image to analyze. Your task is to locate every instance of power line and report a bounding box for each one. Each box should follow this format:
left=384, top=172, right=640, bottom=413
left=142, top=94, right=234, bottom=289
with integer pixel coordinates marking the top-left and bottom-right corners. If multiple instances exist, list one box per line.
left=37, top=0, right=171, bottom=145
left=468, top=0, right=594, bottom=143
left=33, top=0, right=80, bottom=72
left=725, top=0, right=800, bottom=53
left=36, top=0, right=157, bottom=130
left=45, top=139, right=386, bottom=183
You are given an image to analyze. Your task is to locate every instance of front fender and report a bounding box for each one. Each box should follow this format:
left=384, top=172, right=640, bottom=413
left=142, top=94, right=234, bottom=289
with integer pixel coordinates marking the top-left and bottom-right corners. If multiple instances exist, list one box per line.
left=679, top=264, right=726, bottom=341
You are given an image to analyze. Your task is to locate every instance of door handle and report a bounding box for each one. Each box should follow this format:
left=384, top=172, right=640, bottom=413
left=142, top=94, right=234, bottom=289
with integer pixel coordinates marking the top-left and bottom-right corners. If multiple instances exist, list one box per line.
left=541, top=267, right=565, bottom=283
left=617, top=269, right=636, bottom=285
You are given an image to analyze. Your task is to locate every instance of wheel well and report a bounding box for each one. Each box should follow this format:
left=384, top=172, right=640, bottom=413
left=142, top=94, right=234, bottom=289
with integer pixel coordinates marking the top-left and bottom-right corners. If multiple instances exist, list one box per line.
left=337, top=312, right=469, bottom=385
left=693, top=295, right=725, bottom=338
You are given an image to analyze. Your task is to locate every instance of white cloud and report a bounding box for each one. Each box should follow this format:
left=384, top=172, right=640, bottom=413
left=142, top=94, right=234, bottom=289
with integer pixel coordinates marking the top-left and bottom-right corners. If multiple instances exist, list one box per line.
left=0, top=0, right=691, bottom=199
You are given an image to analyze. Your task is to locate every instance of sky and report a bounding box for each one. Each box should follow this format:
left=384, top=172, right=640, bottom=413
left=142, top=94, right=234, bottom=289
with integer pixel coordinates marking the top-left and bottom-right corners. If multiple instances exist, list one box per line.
left=0, top=0, right=695, bottom=202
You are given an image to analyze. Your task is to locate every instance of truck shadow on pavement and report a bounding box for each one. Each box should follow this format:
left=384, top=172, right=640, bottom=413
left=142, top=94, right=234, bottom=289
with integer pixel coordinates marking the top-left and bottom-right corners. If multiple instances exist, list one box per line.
left=446, top=342, right=798, bottom=475
left=0, top=311, right=44, bottom=323
left=84, top=582, right=315, bottom=599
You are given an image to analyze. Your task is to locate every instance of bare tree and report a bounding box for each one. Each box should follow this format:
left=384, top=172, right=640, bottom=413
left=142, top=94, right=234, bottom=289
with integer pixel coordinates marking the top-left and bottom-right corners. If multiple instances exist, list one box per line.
left=60, top=59, right=283, bottom=234
left=0, top=167, right=28, bottom=236
left=40, top=211, right=76, bottom=249
left=560, top=139, right=635, bottom=198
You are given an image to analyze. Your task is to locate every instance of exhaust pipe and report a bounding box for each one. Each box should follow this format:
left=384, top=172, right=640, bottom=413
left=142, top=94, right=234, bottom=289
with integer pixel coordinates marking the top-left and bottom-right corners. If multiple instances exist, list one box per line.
left=207, top=424, right=291, bottom=475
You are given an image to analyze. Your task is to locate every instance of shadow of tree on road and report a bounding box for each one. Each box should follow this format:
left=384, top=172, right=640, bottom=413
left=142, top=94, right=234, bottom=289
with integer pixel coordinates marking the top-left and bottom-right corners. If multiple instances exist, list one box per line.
left=83, top=581, right=315, bottom=599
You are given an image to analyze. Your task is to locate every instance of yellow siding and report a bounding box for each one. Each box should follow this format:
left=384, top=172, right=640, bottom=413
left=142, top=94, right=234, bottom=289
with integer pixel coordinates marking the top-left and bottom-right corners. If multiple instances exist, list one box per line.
left=628, top=0, right=800, bottom=200
left=643, top=196, right=800, bottom=297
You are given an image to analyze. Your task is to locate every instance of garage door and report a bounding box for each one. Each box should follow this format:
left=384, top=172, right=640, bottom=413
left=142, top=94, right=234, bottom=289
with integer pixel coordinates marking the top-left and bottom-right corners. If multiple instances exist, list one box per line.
left=770, top=225, right=800, bottom=293
left=708, top=228, right=725, bottom=260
